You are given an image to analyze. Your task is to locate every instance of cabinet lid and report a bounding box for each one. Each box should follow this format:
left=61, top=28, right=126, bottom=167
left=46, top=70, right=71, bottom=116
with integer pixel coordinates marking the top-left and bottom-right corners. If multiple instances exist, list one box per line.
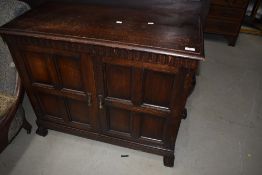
left=0, top=2, right=204, bottom=60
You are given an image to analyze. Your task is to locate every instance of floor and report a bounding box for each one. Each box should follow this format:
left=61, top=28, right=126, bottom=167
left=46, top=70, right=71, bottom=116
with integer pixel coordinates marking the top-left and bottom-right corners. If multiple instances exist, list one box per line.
left=0, top=34, right=262, bottom=175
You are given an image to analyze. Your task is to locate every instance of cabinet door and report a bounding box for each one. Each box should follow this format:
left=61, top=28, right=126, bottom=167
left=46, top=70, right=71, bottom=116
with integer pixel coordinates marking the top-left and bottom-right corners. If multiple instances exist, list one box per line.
left=95, top=58, right=181, bottom=147
left=18, top=45, right=99, bottom=131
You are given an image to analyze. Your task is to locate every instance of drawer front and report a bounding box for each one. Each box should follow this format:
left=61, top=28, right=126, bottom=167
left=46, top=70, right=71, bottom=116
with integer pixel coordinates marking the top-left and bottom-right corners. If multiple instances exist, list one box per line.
left=208, top=5, right=245, bottom=21
left=205, top=17, right=241, bottom=35
left=212, top=0, right=249, bottom=8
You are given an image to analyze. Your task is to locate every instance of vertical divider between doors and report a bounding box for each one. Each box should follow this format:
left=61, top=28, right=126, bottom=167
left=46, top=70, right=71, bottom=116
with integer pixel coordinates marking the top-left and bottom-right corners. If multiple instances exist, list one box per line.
left=80, top=53, right=100, bottom=131
left=93, top=56, right=108, bottom=132
left=130, top=67, right=144, bottom=139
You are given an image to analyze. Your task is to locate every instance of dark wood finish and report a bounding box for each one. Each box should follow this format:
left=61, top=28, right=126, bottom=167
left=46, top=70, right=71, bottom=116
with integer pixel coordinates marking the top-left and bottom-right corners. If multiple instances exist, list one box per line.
left=0, top=2, right=204, bottom=166
left=163, top=154, right=175, bottom=167
left=36, top=125, right=48, bottom=137
left=205, top=0, right=250, bottom=46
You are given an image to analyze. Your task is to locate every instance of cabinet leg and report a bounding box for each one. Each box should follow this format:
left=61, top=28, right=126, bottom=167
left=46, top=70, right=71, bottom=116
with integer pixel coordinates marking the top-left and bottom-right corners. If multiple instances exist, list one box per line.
left=36, top=126, right=48, bottom=137
left=22, top=118, right=32, bottom=134
left=227, top=35, right=237, bottom=47
left=181, top=108, right=187, bottom=120
left=163, top=155, right=175, bottom=167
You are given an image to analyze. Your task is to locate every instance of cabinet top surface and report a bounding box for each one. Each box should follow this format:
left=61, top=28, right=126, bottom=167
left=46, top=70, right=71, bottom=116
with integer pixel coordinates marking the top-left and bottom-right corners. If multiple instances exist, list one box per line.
left=0, top=2, right=204, bottom=60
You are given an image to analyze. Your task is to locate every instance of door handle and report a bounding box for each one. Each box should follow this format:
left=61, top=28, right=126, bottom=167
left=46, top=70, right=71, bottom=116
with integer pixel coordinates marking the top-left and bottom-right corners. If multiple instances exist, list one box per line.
left=98, top=95, right=103, bottom=109
left=87, top=93, right=92, bottom=106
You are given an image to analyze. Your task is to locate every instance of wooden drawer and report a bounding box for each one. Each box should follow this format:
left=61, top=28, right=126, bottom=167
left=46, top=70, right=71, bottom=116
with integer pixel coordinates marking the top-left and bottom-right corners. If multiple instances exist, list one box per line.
left=208, top=5, right=244, bottom=21
left=212, top=0, right=249, bottom=8
left=205, top=17, right=240, bottom=35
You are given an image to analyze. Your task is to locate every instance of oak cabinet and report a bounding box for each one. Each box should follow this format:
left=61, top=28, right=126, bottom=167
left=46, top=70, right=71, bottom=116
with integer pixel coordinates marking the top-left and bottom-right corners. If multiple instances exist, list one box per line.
left=0, top=2, right=204, bottom=167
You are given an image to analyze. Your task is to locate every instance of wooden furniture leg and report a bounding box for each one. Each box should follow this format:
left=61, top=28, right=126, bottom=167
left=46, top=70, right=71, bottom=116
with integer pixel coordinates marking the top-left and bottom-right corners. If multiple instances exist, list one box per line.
left=36, top=125, right=48, bottom=137
left=163, top=155, right=175, bottom=167
left=227, top=35, right=237, bottom=47
left=181, top=108, right=188, bottom=120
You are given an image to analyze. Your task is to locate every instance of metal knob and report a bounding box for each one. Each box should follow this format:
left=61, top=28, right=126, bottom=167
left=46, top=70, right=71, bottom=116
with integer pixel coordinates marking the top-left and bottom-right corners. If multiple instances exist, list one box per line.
left=87, top=93, right=92, bottom=106
left=98, top=95, right=103, bottom=109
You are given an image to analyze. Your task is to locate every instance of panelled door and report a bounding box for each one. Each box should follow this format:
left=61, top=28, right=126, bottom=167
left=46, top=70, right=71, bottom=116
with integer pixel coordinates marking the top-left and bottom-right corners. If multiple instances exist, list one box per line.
left=17, top=45, right=99, bottom=131
left=94, top=56, right=181, bottom=147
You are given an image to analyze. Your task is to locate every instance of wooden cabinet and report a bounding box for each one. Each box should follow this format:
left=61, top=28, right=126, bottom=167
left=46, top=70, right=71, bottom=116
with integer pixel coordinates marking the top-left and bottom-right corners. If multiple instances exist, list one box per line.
left=205, top=0, right=250, bottom=46
left=0, top=2, right=204, bottom=167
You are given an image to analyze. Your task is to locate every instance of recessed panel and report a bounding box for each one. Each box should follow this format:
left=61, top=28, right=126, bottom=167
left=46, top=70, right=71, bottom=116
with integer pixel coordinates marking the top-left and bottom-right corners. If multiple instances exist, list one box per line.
left=38, top=93, right=67, bottom=119
left=105, top=64, right=131, bottom=100
left=141, top=115, right=165, bottom=141
left=143, top=70, right=174, bottom=107
left=67, top=99, right=90, bottom=124
left=57, top=55, right=84, bottom=91
left=108, top=107, right=131, bottom=133
left=24, top=51, right=53, bottom=85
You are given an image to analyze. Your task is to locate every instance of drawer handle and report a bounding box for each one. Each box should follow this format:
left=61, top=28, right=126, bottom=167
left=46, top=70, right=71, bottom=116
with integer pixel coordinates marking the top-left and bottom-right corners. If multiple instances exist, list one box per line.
left=98, top=95, right=103, bottom=109
left=87, top=93, right=92, bottom=106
